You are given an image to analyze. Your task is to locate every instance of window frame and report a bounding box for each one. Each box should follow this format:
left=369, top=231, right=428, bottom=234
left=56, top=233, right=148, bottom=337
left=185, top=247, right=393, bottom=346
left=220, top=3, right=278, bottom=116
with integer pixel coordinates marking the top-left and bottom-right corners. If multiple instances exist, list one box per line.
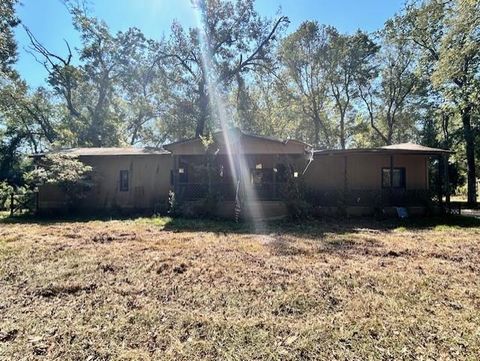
left=119, top=170, right=129, bottom=192
left=381, top=167, right=406, bottom=189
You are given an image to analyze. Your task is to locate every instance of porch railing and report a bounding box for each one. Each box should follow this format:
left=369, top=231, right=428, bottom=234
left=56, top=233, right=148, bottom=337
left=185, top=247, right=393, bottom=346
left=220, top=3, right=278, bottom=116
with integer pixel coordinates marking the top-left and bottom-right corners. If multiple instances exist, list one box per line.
left=305, top=188, right=431, bottom=207
left=176, top=182, right=288, bottom=201
left=176, top=183, right=431, bottom=207
left=177, top=183, right=236, bottom=201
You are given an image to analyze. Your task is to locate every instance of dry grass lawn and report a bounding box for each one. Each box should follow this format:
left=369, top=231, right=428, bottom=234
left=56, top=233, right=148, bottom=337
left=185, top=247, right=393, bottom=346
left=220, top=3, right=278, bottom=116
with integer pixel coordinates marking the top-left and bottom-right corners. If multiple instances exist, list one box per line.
left=1, top=214, right=480, bottom=360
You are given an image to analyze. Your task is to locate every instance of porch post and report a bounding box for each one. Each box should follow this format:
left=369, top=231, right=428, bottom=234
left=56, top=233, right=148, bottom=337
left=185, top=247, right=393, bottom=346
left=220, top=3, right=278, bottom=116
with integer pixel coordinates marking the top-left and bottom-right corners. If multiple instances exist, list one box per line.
left=272, top=154, right=277, bottom=199
left=173, top=155, right=179, bottom=195
left=437, top=155, right=443, bottom=209
left=389, top=155, right=394, bottom=187
left=443, top=153, right=450, bottom=207
left=343, top=155, right=348, bottom=206
left=425, top=156, right=429, bottom=191
left=389, top=154, right=394, bottom=206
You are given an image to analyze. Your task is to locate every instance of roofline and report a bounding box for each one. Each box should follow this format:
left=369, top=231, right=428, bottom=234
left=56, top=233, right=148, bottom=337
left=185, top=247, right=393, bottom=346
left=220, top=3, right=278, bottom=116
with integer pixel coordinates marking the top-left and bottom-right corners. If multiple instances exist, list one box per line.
left=163, top=129, right=311, bottom=150
left=30, top=153, right=172, bottom=158
left=163, top=137, right=199, bottom=149
left=314, top=147, right=453, bottom=156
left=30, top=148, right=171, bottom=157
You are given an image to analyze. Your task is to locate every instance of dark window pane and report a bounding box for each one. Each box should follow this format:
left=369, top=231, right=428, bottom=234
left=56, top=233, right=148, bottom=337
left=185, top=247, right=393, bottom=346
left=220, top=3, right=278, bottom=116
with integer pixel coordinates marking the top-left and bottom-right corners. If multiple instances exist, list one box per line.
left=382, top=169, right=391, bottom=188
left=120, top=170, right=129, bottom=192
left=251, top=169, right=273, bottom=185
left=275, top=164, right=287, bottom=183
left=382, top=167, right=406, bottom=188
left=392, top=168, right=406, bottom=188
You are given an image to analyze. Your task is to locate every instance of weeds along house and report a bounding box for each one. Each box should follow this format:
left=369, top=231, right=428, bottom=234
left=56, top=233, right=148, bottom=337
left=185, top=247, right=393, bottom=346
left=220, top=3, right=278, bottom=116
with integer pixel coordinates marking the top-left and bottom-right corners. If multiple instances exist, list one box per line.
left=35, top=129, right=451, bottom=217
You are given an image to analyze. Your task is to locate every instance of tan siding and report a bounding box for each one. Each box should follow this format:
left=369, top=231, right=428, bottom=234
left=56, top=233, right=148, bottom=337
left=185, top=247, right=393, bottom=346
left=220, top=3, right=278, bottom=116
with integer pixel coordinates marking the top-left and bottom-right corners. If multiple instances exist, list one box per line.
left=38, top=154, right=172, bottom=211
left=393, top=155, right=428, bottom=190
left=304, top=155, right=345, bottom=190
left=347, top=154, right=390, bottom=189
left=305, top=153, right=428, bottom=192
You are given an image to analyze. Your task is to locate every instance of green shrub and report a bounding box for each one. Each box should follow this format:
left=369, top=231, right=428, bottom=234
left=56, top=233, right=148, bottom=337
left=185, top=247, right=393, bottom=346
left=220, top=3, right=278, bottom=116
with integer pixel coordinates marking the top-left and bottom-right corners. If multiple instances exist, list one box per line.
left=24, top=154, right=93, bottom=210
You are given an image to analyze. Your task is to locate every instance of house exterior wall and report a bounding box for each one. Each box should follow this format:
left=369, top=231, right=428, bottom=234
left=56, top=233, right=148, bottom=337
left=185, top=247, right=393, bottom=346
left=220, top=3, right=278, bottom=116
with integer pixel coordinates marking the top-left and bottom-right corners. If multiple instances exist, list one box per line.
left=304, top=153, right=428, bottom=191
left=392, top=154, right=428, bottom=190
left=36, top=146, right=431, bottom=216
left=304, top=155, right=346, bottom=190
left=38, top=154, right=172, bottom=213
left=346, top=154, right=390, bottom=190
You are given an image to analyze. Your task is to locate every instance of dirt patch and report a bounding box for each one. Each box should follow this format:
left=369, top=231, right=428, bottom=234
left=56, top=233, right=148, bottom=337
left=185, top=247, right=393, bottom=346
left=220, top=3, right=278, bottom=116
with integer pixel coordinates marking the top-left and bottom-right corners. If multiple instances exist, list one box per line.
left=173, top=263, right=188, bottom=274
left=35, top=283, right=97, bottom=298
left=0, top=329, right=18, bottom=342
left=92, top=232, right=137, bottom=243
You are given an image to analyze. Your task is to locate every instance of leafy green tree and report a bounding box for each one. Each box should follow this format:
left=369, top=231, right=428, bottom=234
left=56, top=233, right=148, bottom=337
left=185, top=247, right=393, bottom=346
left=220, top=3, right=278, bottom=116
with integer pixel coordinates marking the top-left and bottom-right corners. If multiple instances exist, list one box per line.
left=279, top=21, right=333, bottom=147
left=114, top=29, right=170, bottom=146
left=357, top=20, right=420, bottom=145
left=401, top=0, right=479, bottom=204
left=25, top=6, right=160, bottom=147
left=162, top=0, right=288, bottom=138
left=325, top=30, right=379, bottom=148
left=432, top=0, right=479, bottom=205
left=233, top=71, right=302, bottom=140
left=0, top=0, right=19, bottom=76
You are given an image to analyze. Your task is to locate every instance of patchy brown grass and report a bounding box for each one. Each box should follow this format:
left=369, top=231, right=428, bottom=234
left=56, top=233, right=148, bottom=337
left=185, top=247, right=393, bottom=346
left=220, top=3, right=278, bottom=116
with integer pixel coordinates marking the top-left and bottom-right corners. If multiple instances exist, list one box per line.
left=1, top=215, right=480, bottom=360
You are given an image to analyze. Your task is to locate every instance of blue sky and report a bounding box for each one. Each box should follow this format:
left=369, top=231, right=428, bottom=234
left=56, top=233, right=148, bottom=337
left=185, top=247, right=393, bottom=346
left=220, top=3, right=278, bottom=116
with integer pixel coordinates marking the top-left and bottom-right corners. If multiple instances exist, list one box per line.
left=14, top=0, right=405, bottom=88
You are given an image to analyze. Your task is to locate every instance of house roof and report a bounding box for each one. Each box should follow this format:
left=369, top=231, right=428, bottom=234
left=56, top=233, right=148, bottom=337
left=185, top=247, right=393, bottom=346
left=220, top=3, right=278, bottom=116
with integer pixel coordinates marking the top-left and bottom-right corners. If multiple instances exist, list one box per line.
left=32, top=140, right=451, bottom=158
left=32, top=147, right=170, bottom=157
left=314, top=142, right=452, bottom=156
left=380, top=143, right=451, bottom=153
left=163, top=128, right=311, bottom=151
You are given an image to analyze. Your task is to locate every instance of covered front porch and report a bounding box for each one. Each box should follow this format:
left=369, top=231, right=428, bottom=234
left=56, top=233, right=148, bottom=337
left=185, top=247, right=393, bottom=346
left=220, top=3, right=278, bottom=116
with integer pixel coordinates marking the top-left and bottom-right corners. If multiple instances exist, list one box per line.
left=163, top=129, right=311, bottom=218
left=172, top=153, right=304, bottom=202
left=304, top=143, right=453, bottom=215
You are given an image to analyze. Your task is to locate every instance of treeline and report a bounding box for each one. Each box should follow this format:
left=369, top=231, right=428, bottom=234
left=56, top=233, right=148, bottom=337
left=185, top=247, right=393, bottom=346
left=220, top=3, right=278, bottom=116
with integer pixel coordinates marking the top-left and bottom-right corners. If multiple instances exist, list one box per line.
left=0, top=0, right=478, bottom=203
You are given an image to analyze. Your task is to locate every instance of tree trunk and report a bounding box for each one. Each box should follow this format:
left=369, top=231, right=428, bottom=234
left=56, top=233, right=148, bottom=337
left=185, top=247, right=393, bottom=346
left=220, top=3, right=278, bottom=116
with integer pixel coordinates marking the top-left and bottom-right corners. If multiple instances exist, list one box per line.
left=386, top=125, right=394, bottom=146
left=313, top=117, right=320, bottom=147
left=195, top=81, right=208, bottom=137
left=339, top=110, right=346, bottom=149
left=462, top=106, right=477, bottom=206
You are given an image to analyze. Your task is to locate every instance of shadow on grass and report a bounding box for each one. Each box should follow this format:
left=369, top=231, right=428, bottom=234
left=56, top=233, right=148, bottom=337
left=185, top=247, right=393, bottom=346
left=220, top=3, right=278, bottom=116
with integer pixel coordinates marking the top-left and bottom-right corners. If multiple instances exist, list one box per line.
left=1, top=211, right=479, bottom=237
left=0, top=211, right=144, bottom=225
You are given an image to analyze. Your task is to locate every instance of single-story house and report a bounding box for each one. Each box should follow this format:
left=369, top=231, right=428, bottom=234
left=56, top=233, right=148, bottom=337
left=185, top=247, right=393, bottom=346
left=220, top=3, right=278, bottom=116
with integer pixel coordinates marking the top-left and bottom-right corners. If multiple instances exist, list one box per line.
left=34, top=128, right=451, bottom=218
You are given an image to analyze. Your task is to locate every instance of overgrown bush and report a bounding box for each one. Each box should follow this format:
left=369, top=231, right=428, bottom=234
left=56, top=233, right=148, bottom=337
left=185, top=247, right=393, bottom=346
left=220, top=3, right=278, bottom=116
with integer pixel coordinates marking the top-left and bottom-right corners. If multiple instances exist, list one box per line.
left=283, top=171, right=312, bottom=220
left=0, top=181, right=14, bottom=210
left=24, top=154, right=93, bottom=210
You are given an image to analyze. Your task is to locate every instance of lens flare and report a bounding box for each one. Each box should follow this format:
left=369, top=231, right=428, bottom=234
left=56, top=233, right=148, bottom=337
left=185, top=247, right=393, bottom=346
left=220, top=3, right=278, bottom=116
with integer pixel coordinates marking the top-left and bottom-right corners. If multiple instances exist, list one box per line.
left=191, top=2, right=265, bottom=231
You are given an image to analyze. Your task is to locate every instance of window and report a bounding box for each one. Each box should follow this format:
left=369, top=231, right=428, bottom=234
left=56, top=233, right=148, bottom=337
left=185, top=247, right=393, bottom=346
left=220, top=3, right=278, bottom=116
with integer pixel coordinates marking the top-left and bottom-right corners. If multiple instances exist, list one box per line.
left=119, top=170, right=129, bottom=192
left=178, top=166, right=188, bottom=183
left=382, top=168, right=406, bottom=188
left=251, top=169, right=273, bottom=185
left=176, top=160, right=189, bottom=183
left=275, top=164, right=288, bottom=183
